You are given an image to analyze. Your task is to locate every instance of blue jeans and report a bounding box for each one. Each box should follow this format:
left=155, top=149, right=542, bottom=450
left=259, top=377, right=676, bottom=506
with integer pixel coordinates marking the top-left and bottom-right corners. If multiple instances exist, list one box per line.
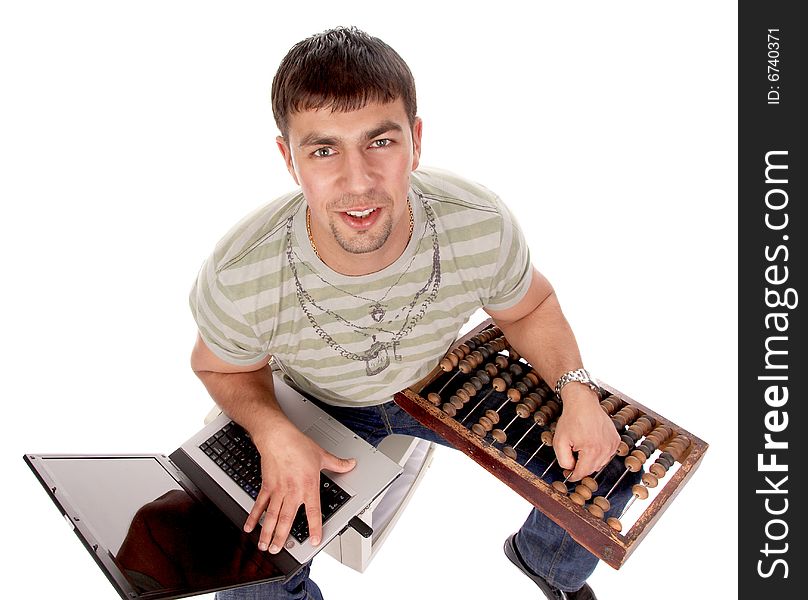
left=216, top=398, right=639, bottom=598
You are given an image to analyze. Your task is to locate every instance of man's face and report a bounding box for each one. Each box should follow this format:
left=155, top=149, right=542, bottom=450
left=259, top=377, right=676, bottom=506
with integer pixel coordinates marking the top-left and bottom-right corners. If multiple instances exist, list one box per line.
left=277, top=99, right=422, bottom=258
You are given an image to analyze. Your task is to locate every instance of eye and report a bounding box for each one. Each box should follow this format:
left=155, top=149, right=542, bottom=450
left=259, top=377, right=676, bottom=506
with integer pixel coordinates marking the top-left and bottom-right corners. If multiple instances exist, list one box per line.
left=370, top=138, right=392, bottom=148
left=312, top=147, right=335, bottom=158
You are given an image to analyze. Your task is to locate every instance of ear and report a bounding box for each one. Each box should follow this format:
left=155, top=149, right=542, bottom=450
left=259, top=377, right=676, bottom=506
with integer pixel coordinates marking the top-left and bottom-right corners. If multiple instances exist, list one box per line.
left=276, top=135, right=300, bottom=185
left=410, top=117, right=423, bottom=171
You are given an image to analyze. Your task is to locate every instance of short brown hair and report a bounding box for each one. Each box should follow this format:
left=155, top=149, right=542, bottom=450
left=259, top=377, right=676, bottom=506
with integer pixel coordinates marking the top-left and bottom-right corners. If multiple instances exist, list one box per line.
left=271, top=27, right=417, bottom=137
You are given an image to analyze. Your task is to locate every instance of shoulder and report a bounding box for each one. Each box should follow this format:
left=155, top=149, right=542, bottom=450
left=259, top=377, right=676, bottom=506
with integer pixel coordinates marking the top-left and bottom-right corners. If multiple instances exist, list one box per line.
left=411, top=167, right=517, bottom=242
left=208, top=189, right=305, bottom=274
left=411, top=166, right=502, bottom=214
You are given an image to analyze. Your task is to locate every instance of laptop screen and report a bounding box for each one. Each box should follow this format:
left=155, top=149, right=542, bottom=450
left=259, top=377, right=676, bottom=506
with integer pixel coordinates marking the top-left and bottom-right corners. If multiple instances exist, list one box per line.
left=35, top=456, right=284, bottom=599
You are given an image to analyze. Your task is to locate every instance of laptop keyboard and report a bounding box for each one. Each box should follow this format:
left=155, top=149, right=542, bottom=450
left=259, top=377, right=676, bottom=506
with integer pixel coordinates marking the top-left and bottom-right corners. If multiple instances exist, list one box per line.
left=199, top=420, right=352, bottom=543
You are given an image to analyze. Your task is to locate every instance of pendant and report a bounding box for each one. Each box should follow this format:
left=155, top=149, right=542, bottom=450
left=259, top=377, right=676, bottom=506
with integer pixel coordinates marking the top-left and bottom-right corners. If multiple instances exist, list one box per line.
left=370, top=303, right=385, bottom=322
left=365, top=340, right=390, bottom=375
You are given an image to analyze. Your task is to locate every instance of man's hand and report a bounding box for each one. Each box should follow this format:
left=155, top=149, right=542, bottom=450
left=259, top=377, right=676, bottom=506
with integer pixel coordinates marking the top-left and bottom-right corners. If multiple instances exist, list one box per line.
left=243, top=419, right=356, bottom=553
left=552, top=384, right=619, bottom=481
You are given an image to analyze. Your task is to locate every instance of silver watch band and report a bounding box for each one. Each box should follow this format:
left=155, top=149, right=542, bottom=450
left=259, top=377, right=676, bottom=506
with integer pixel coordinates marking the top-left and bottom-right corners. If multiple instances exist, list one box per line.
left=554, top=368, right=599, bottom=396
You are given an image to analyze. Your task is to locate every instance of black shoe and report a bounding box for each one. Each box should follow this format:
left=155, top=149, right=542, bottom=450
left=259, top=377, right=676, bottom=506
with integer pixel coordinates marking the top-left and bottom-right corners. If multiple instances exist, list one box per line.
left=503, top=534, right=598, bottom=600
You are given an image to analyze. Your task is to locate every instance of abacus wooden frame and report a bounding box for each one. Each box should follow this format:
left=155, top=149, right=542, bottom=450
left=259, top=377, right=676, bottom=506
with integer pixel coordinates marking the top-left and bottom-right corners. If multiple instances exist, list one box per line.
left=393, top=320, right=708, bottom=569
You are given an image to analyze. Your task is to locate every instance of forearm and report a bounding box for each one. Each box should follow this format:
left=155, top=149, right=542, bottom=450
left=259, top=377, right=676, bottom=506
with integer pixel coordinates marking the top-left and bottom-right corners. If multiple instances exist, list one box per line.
left=494, top=289, right=593, bottom=404
left=194, top=366, right=293, bottom=442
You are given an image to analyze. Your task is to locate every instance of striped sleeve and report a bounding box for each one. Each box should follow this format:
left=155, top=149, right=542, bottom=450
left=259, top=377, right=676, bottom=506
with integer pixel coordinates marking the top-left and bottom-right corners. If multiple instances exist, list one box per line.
left=189, top=255, right=269, bottom=366
left=482, top=196, right=533, bottom=311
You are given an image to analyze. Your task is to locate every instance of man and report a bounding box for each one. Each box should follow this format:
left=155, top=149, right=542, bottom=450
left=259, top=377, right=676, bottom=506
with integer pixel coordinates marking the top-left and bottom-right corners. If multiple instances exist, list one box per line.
left=190, top=26, right=633, bottom=600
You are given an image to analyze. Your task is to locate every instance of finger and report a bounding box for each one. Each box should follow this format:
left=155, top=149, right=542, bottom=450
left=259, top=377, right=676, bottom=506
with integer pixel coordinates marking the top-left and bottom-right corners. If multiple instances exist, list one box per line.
left=244, top=487, right=270, bottom=533
left=303, top=490, right=324, bottom=546
left=258, top=494, right=283, bottom=551
left=268, top=499, right=302, bottom=554
left=569, top=451, right=599, bottom=482
left=321, top=453, right=356, bottom=473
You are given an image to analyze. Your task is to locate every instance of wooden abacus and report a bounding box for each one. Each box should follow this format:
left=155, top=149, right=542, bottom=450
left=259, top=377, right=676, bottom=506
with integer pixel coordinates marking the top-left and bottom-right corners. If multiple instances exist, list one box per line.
left=393, top=320, right=707, bottom=569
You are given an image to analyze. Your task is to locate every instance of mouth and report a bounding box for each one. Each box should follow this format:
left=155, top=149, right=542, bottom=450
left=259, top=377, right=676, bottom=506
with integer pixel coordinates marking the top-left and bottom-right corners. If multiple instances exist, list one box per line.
left=339, top=206, right=383, bottom=230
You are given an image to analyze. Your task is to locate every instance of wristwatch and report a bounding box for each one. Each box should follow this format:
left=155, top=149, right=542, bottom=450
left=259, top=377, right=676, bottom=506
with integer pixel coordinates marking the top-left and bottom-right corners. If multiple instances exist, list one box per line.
left=554, top=368, right=600, bottom=396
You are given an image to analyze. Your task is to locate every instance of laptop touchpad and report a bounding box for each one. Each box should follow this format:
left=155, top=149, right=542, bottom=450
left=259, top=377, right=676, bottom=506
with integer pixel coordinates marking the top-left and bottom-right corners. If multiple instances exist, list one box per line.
left=303, top=419, right=346, bottom=450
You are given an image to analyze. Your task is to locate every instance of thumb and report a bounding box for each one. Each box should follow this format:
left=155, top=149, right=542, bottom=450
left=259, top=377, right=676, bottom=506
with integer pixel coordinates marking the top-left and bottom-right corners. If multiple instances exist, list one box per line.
left=322, top=453, right=357, bottom=473
left=553, top=436, right=576, bottom=471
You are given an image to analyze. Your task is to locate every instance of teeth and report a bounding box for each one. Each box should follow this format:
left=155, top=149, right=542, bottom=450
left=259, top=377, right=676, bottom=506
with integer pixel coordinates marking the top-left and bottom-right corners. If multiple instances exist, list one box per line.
left=345, top=208, right=376, bottom=218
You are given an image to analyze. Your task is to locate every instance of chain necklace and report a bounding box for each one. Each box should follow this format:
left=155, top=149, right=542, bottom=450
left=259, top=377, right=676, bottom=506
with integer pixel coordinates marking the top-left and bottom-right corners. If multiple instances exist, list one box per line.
left=287, top=192, right=441, bottom=376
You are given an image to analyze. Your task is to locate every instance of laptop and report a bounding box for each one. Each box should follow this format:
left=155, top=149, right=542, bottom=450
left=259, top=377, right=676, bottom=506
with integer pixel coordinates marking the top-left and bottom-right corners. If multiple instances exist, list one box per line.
left=24, top=372, right=404, bottom=600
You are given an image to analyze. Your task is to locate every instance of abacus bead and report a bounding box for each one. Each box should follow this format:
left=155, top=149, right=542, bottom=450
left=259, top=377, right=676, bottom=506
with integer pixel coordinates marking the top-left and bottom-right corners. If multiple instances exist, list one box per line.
left=458, top=359, right=473, bottom=374
left=427, top=393, right=441, bottom=406
left=587, top=504, right=605, bottom=519
left=495, top=356, right=509, bottom=369
left=462, top=382, right=477, bottom=396
left=569, top=492, right=586, bottom=506
left=500, top=373, right=513, bottom=386
left=630, top=449, right=649, bottom=462
left=492, top=429, right=507, bottom=443
left=523, top=397, right=538, bottom=412
left=471, top=423, right=487, bottom=437
left=617, top=441, right=630, bottom=457
left=534, top=412, right=548, bottom=426
left=484, top=409, right=500, bottom=425
left=485, top=363, right=498, bottom=377
left=492, top=378, right=507, bottom=392
left=606, top=517, right=623, bottom=532
left=503, top=446, right=517, bottom=460
left=540, top=430, right=554, bottom=445
left=641, top=472, right=659, bottom=487
left=593, top=496, right=611, bottom=512
left=625, top=455, right=643, bottom=472
left=478, top=416, right=494, bottom=431
left=515, top=381, right=529, bottom=395
left=658, top=455, right=675, bottom=469
left=660, top=451, right=676, bottom=464
left=476, top=372, right=491, bottom=385
left=632, top=484, right=649, bottom=499
left=575, top=484, right=593, bottom=500
left=516, top=403, right=531, bottom=418
left=620, top=434, right=634, bottom=447
left=649, top=463, right=667, bottom=478
left=456, top=389, right=470, bottom=403
left=439, top=357, right=454, bottom=371
left=450, top=396, right=464, bottom=410
left=526, top=372, right=540, bottom=386
left=552, top=481, right=568, bottom=494
left=639, top=441, right=656, bottom=456
left=442, top=403, right=457, bottom=417
left=509, top=349, right=521, bottom=361
left=507, top=388, right=522, bottom=402
left=510, top=363, right=523, bottom=376
left=581, top=476, right=599, bottom=492
left=447, top=353, right=460, bottom=367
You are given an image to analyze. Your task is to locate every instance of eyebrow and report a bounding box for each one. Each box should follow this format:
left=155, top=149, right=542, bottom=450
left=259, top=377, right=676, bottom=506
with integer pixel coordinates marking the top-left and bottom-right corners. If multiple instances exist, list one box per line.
left=297, top=120, right=403, bottom=148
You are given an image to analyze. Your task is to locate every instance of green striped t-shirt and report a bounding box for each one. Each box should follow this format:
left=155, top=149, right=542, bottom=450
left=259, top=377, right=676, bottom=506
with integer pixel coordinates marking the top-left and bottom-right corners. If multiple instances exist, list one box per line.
left=190, top=167, right=532, bottom=407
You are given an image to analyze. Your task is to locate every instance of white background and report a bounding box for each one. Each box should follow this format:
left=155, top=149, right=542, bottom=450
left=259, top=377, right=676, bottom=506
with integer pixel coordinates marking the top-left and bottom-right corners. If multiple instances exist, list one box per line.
left=1, top=2, right=737, bottom=599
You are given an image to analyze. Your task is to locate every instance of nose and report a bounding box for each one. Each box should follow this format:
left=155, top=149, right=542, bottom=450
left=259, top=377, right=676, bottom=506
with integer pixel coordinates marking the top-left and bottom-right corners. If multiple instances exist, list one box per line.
left=340, top=149, right=375, bottom=197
